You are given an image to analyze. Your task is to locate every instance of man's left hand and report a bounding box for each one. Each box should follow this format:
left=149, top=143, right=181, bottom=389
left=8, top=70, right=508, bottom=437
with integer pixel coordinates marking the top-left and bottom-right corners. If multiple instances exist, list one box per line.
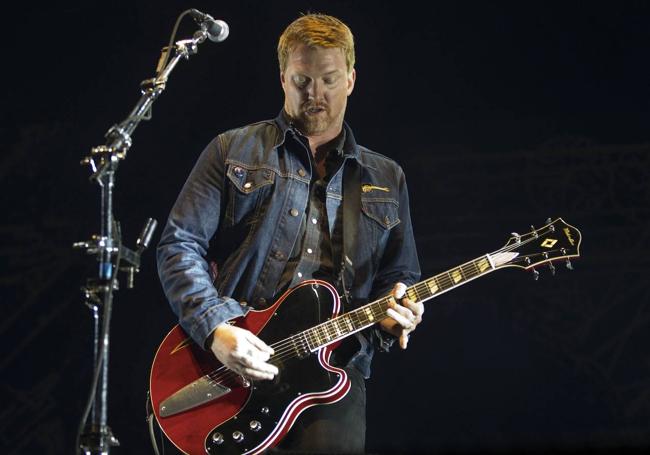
left=379, top=282, right=424, bottom=349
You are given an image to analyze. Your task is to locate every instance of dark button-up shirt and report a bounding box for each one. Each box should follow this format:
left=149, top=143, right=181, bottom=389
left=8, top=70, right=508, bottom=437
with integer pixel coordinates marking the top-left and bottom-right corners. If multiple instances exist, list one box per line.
left=156, top=112, right=421, bottom=377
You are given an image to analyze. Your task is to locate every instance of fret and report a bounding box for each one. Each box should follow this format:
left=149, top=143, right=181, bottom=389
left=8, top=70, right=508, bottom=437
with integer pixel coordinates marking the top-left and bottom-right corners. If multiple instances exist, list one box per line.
left=460, top=263, right=474, bottom=280
left=362, top=307, right=375, bottom=322
left=305, top=329, right=318, bottom=351
left=406, top=287, right=418, bottom=302
left=433, top=275, right=444, bottom=293
left=470, top=260, right=481, bottom=277
left=476, top=256, right=491, bottom=273
left=314, top=327, right=325, bottom=346
left=322, top=323, right=332, bottom=342
left=450, top=269, right=463, bottom=285
left=343, top=315, right=354, bottom=333
left=332, top=319, right=342, bottom=338
left=287, top=250, right=518, bottom=358
left=426, top=278, right=439, bottom=296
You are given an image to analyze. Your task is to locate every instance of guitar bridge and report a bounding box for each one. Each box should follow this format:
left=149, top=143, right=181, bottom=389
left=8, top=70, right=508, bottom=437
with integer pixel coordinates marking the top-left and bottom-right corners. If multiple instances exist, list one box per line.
left=159, top=375, right=231, bottom=417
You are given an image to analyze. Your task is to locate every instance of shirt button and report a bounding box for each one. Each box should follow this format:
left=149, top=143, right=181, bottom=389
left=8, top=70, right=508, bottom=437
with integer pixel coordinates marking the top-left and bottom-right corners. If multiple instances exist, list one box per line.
left=311, top=218, right=318, bottom=224
left=290, top=208, right=299, bottom=217
left=298, top=168, right=306, bottom=177
left=307, top=248, right=313, bottom=254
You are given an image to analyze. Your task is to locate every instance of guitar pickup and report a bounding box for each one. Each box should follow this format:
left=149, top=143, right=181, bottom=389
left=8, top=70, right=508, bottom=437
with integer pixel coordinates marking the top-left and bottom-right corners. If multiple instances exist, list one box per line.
left=159, top=376, right=231, bottom=417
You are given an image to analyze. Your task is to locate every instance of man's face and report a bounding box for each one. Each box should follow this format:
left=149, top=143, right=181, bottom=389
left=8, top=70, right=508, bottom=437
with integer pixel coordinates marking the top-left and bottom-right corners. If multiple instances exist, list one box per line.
left=281, top=44, right=356, bottom=138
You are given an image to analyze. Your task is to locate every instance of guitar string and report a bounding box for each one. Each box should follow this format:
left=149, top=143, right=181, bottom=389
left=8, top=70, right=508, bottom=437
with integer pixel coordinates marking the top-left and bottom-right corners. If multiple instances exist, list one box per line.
left=201, top=232, right=547, bottom=387
left=202, top=234, right=547, bottom=388
left=199, top=230, right=549, bottom=387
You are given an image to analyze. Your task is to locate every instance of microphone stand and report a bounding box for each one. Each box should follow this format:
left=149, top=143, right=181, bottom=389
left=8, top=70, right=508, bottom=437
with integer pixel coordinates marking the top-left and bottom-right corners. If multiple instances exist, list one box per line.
left=74, top=22, right=217, bottom=455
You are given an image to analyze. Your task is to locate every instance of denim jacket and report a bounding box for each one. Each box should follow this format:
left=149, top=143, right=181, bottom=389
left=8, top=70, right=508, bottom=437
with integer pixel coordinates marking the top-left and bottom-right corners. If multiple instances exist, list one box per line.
left=157, top=112, right=420, bottom=378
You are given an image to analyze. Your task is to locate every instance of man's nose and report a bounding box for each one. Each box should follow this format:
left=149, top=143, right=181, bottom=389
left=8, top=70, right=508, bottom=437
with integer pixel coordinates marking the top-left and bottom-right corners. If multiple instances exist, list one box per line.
left=307, top=80, right=324, bottom=100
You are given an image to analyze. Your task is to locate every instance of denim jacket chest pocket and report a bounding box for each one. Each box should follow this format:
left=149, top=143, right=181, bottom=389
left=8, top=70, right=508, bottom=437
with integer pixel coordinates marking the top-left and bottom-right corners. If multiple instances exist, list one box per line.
left=225, top=162, right=276, bottom=226
left=360, top=196, right=401, bottom=251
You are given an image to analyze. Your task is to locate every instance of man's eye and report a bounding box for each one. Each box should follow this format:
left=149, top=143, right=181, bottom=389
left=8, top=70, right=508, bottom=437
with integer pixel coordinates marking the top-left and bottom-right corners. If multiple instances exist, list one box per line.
left=294, top=76, right=308, bottom=87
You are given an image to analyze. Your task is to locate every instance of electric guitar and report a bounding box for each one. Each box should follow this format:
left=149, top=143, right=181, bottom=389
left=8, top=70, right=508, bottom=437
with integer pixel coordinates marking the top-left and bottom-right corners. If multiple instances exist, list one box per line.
left=149, top=218, right=581, bottom=454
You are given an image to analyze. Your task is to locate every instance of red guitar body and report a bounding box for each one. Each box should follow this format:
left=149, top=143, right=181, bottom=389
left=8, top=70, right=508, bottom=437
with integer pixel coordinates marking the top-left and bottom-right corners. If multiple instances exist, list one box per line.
left=149, top=280, right=351, bottom=454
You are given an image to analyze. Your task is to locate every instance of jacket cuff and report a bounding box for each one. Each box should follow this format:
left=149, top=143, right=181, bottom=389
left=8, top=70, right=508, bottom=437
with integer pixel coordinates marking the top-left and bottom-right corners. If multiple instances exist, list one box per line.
left=184, top=297, right=247, bottom=350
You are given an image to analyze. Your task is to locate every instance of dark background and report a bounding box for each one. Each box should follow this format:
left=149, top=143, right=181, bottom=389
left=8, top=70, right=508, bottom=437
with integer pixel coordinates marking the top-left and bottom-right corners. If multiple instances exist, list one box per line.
left=2, top=1, right=650, bottom=454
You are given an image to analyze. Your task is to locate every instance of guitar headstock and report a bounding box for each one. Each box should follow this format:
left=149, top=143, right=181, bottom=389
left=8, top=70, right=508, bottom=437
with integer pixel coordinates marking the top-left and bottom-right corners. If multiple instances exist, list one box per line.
left=491, top=218, right=581, bottom=277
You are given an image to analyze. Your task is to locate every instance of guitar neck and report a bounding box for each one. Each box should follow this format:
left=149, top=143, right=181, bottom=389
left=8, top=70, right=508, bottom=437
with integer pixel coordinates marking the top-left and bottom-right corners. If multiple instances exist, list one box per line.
left=300, top=253, right=499, bottom=351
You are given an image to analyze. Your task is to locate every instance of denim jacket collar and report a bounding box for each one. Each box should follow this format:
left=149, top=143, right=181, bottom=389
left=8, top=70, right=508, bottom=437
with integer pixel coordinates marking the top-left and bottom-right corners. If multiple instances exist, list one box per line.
left=274, top=110, right=362, bottom=163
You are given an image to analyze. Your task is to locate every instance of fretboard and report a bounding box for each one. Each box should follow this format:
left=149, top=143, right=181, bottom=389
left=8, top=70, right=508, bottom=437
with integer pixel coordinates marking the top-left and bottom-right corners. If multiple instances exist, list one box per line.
left=296, top=254, right=496, bottom=352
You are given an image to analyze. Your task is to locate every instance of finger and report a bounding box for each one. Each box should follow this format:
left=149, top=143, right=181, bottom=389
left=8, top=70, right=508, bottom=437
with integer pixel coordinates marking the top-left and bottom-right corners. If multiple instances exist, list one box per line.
left=237, top=354, right=279, bottom=375
left=387, top=300, right=417, bottom=322
left=386, top=308, right=415, bottom=330
left=241, top=366, right=275, bottom=381
left=399, top=333, right=409, bottom=350
left=392, top=282, right=407, bottom=299
left=245, top=332, right=275, bottom=356
left=402, top=299, right=424, bottom=323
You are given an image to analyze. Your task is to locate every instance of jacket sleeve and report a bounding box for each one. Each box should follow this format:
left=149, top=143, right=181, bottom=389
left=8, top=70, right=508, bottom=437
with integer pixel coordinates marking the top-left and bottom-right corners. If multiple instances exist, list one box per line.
left=156, top=136, right=246, bottom=349
left=368, top=165, right=421, bottom=351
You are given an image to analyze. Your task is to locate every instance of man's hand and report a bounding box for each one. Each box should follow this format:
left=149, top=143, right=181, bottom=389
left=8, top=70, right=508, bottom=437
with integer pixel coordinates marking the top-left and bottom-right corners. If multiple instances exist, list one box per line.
left=379, top=282, right=425, bottom=349
left=210, top=323, right=279, bottom=381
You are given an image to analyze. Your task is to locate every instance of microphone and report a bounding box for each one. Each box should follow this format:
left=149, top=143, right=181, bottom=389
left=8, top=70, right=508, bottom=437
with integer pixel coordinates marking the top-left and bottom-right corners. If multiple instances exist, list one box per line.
left=189, top=9, right=229, bottom=42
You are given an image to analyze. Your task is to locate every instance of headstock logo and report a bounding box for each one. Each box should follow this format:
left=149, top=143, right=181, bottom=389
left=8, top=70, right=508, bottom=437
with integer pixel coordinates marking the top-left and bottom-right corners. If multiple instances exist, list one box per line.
left=541, top=238, right=558, bottom=248
left=563, top=228, right=575, bottom=246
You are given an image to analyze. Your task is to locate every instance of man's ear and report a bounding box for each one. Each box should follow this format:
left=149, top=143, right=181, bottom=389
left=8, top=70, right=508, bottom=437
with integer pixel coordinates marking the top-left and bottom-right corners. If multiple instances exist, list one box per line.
left=347, top=69, right=356, bottom=96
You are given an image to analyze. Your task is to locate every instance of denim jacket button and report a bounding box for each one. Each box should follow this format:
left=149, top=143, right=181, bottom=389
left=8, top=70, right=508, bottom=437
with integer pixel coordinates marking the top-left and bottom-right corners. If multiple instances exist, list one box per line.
left=290, top=208, right=299, bottom=217
left=273, top=250, right=285, bottom=260
left=233, top=166, right=244, bottom=177
left=257, top=297, right=267, bottom=306
left=298, top=168, right=306, bottom=177
left=384, top=216, right=391, bottom=226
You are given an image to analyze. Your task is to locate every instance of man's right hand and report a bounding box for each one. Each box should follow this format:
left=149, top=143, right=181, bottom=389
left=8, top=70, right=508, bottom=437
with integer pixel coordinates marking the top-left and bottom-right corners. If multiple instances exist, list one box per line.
left=209, top=323, right=279, bottom=381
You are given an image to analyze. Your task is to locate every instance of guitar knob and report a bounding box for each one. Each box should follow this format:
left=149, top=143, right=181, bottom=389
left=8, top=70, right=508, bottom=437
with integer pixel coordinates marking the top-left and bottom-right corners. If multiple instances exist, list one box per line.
left=232, top=431, right=244, bottom=443
left=250, top=420, right=262, bottom=431
left=211, top=433, right=224, bottom=445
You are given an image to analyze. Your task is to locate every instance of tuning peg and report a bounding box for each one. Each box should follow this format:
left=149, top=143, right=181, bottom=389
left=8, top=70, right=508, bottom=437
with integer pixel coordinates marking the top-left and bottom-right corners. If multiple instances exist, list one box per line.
left=532, top=268, right=539, bottom=280
left=566, top=258, right=573, bottom=270
left=530, top=225, right=538, bottom=238
left=548, top=261, right=556, bottom=276
left=511, top=232, right=521, bottom=243
left=546, top=218, right=555, bottom=232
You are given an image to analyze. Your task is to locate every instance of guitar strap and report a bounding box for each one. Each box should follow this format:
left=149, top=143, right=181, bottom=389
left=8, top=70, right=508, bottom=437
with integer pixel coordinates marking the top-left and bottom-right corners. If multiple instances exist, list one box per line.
left=339, top=157, right=360, bottom=307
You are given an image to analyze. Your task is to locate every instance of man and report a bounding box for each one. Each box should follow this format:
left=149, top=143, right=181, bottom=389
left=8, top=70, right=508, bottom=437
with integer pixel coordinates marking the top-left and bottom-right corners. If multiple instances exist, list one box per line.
left=157, top=13, right=423, bottom=452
